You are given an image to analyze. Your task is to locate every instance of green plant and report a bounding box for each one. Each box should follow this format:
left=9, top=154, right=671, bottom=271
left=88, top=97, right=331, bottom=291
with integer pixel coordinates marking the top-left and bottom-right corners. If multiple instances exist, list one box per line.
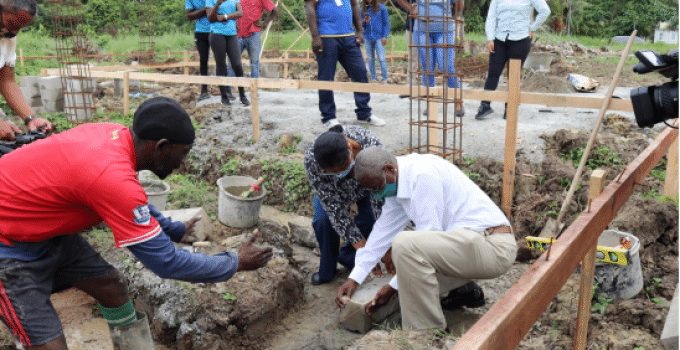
left=591, top=283, right=613, bottom=315
left=166, top=173, right=213, bottom=209
left=644, top=277, right=663, bottom=301
left=222, top=292, right=238, bottom=302
left=563, top=146, right=624, bottom=170
left=280, top=135, right=302, bottom=155
left=261, top=159, right=312, bottom=212
left=221, top=156, right=240, bottom=176
left=463, top=170, right=481, bottom=183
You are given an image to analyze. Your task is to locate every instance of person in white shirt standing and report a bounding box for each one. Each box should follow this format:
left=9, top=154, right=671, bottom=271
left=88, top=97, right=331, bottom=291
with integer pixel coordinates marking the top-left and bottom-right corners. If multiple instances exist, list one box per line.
left=0, top=0, right=52, bottom=141
left=336, top=147, right=517, bottom=330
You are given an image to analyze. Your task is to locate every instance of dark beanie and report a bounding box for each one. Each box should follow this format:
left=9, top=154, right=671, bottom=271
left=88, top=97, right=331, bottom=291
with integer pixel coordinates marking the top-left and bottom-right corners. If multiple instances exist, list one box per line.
left=132, top=97, right=195, bottom=144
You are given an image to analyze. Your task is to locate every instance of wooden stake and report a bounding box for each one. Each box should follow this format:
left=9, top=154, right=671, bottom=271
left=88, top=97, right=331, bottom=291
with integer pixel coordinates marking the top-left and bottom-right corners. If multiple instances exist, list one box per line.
left=250, top=81, right=260, bottom=142
left=19, top=48, right=24, bottom=66
left=573, top=169, right=606, bottom=350
left=427, top=99, right=438, bottom=152
left=500, top=59, right=522, bottom=218
left=122, top=71, right=130, bottom=116
left=553, top=30, right=637, bottom=237
left=279, top=2, right=305, bottom=31
left=663, top=135, right=678, bottom=200
left=183, top=51, right=190, bottom=75
left=283, top=52, right=289, bottom=79
left=259, top=0, right=279, bottom=61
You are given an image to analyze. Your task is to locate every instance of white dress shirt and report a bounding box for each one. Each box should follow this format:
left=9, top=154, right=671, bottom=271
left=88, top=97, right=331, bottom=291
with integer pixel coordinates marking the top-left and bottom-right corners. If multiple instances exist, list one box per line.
left=348, top=153, right=510, bottom=289
left=0, top=37, right=17, bottom=68
left=485, top=0, right=551, bottom=42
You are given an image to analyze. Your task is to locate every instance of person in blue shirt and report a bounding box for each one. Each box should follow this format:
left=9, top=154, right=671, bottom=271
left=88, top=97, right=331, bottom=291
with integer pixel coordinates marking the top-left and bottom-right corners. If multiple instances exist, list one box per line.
left=304, top=0, right=387, bottom=130
left=397, top=0, right=463, bottom=89
left=207, top=0, right=250, bottom=106
left=361, top=0, right=390, bottom=83
left=185, top=0, right=214, bottom=101
left=475, top=0, right=550, bottom=120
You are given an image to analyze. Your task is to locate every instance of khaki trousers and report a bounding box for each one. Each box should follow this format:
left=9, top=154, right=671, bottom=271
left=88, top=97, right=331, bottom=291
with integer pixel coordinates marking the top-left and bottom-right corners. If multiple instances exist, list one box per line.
left=392, top=228, right=518, bottom=330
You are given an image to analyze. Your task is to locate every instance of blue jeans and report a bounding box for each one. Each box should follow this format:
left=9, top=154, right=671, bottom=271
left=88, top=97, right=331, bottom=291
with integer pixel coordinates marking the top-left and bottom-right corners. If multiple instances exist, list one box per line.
left=415, top=31, right=460, bottom=88
left=316, top=36, right=372, bottom=123
left=312, top=195, right=375, bottom=282
left=365, top=39, right=388, bottom=82
left=239, top=31, right=261, bottom=78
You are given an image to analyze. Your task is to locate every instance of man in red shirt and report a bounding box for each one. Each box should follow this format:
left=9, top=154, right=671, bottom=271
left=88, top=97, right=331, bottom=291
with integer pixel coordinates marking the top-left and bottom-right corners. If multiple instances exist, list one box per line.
left=0, top=97, right=272, bottom=349
left=236, top=0, right=278, bottom=78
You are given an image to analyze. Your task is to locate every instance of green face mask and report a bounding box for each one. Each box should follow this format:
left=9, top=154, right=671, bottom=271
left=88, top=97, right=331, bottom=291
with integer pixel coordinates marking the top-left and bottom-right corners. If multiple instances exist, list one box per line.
left=374, top=182, right=397, bottom=201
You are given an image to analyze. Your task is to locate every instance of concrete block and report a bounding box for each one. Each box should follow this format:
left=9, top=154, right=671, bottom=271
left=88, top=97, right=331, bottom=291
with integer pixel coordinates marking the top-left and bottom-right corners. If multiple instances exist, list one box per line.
left=20, top=76, right=41, bottom=98
left=525, top=52, right=554, bottom=72
left=66, top=78, right=97, bottom=93
left=63, top=106, right=95, bottom=122
left=339, top=275, right=400, bottom=333
left=64, top=93, right=95, bottom=106
left=160, top=207, right=212, bottom=242
left=27, top=96, right=42, bottom=107
left=662, top=284, right=679, bottom=350
left=38, top=76, right=64, bottom=101
left=41, top=99, right=64, bottom=113
left=260, top=205, right=316, bottom=248
left=51, top=288, right=114, bottom=350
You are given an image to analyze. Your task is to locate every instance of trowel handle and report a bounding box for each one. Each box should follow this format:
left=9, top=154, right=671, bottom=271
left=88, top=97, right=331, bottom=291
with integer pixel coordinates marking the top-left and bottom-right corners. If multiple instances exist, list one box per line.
left=240, top=177, right=266, bottom=198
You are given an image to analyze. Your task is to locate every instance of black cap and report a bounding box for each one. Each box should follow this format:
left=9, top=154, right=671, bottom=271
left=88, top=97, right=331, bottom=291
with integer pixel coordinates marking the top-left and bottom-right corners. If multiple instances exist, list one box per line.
left=132, top=97, right=195, bottom=144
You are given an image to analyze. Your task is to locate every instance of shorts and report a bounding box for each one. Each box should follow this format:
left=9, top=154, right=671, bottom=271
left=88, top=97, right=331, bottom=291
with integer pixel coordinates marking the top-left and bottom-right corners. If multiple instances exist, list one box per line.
left=0, top=234, right=117, bottom=347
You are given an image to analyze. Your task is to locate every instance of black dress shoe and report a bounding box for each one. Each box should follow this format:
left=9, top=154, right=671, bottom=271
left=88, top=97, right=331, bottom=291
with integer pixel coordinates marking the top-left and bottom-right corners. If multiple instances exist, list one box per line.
left=441, top=281, right=485, bottom=310
left=311, top=272, right=328, bottom=285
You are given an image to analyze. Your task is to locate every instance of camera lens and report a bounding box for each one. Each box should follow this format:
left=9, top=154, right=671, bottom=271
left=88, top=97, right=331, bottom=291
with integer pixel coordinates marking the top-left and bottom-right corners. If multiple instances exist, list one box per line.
left=654, top=81, right=678, bottom=120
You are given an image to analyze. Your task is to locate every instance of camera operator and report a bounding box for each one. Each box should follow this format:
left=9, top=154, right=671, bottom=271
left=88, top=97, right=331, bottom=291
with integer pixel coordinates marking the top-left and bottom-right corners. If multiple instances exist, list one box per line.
left=0, top=0, right=53, bottom=141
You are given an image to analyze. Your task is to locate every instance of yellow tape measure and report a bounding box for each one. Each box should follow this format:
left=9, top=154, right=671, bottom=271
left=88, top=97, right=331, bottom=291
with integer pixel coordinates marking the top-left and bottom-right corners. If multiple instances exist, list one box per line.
left=524, top=236, right=630, bottom=266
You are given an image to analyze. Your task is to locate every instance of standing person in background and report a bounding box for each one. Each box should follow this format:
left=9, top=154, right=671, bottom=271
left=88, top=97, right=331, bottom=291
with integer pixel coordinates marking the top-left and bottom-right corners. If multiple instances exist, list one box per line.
left=0, top=0, right=52, bottom=141
left=361, top=0, right=390, bottom=83
left=185, top=0, right=213, bottom=101
left=304, top=0, right=387, bottom=129
left=396, top=0, right=463, bottom=89
left=207, top=0, right=250, bottom=107
left=237, top=0, right=279, bottom=78
left=475, top=0, right=550, bottom=120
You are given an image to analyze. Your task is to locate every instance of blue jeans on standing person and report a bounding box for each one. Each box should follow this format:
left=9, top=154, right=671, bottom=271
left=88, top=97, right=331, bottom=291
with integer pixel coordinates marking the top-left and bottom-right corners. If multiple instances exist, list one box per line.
left=240, top=31, right=261, bottom=78
left=415, top=31, right=460, bottom=88
left=312, top=195, right=375, bottom=282
left=365, top=39, right=388, bottom=82
left=316, top=36, right=372, bottom=124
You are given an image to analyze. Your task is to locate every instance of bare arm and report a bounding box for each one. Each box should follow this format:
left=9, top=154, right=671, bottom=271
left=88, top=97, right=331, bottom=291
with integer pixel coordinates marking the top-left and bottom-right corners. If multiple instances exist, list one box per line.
left=350, top=0, right=363, bottom=35
left=394, top=0, right=412, bottom=12
left=230, top=3, right=243, bottom=19
left=186, top=8, right=206, bottom=21
left=0, top=66, right=32, bottom=121
left=455, top=0, right=464, bottom=17
left=264, top=7, right=279, bottom=26
left=207, top=0, right=223, bottom=22
left=304, top=0, right=320, bottom=40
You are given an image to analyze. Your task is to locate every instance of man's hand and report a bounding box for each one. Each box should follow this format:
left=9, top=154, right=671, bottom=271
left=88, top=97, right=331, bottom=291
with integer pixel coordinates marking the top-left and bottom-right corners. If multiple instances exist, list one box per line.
left=27, top=117, right=53, bottom=133
left=371, top=263, right=383, bottom=277
left=486, top=40, right=495, bottom=54
left=409, top=4, right=417, bottom=18
left=529, top=32, right=534, bottom=40
left=236, top=229, right=273, bottom=271
left=381, top=248, right=395, bottom=275
left=381, top=38, right=387, bottom=46
left=312, top=36, right=323, bottom=56
left=180, top=217, right=201, bottom=244
left=351, top=239, right=366, bottom=250
left=355, top=31, right=364, bottom=46
left=336, top=278, right=359, bottom=308
left=0, top=120, right=20, bottom=141
left=365, top=284, right=396, bottom=315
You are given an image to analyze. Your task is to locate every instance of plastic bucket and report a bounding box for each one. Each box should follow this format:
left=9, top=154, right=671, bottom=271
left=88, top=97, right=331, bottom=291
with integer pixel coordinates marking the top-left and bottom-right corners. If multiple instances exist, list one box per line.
left=594, top=229, right=643, bottom=300
left=141, top=180, right=170, bottom=210
left=217, top=176, right=267, bottom=228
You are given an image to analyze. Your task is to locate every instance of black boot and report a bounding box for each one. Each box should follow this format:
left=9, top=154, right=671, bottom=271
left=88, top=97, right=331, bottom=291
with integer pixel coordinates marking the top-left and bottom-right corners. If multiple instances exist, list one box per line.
left=221, top=95, right=231, bottom=106
left=239, top=88, right=250, bottom=106
left=475, top=102, right=493, bottom=120
left=226, top=87, right=236, bottom=101
left=441, top=281, right=485, bottom=310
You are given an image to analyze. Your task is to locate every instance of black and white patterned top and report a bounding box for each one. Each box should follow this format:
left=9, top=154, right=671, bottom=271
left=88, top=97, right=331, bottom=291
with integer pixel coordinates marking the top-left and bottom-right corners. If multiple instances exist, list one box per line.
left=304, top=126, right=383, bottom=244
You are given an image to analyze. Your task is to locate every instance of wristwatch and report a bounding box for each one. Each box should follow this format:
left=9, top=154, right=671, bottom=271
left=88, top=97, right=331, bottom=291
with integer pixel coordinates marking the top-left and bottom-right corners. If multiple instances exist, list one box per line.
left=23, top=115, right=33, bottom=126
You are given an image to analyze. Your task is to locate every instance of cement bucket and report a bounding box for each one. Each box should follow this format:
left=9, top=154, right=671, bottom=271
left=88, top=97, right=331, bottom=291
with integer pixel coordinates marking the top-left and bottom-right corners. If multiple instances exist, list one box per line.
left=594, top=229, right=643, bottom=299
left=141, top=179, right=170, bottom=210
left=217, top=176, right=266, bottom=228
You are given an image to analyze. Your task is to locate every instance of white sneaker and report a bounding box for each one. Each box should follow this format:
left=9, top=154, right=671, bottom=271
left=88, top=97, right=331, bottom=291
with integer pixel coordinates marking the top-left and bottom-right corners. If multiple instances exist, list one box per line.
left=323, top=118, right=341, bottom=129
left=360, top=116, right=386, bottom=127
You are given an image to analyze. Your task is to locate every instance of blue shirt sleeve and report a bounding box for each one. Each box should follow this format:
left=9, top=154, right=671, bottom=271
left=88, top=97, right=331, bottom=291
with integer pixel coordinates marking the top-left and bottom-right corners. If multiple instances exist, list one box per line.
left=147, top=204, right=186, bottom=243
left=127, top=231, right=239, bottom=283
left=382, top=6, right=390, bottom=38
left=185, top=0, right=194, bottom=10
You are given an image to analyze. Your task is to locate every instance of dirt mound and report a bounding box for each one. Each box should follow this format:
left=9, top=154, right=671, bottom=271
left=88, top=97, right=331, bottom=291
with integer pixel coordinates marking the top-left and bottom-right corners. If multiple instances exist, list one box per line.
left=521, top=71, right=573, bottom=94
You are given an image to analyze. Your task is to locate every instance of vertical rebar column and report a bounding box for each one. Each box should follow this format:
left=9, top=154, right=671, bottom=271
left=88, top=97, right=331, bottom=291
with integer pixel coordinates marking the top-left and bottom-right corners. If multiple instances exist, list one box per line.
left=137, top=0, right=156, bottom=64
left=408, top=0, right=465, bottom=163
left=48, top=0, right=96, bottom=123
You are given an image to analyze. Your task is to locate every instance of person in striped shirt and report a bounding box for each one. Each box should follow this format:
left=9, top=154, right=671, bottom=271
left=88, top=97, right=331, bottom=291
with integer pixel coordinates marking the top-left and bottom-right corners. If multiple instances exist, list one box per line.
left=337, top=147, right=517, bottom=330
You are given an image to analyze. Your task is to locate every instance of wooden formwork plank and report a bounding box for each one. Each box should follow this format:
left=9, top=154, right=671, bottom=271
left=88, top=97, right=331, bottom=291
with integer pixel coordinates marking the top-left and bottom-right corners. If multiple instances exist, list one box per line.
left=250, top=82, right=260, bottom=142
left=663, top=137, right=678, bottom=200
left=453, top=126, right=678, bottom=350
left=122, top=71, right=130, bottom=116
left=501, top=60, right=522, bottom=217
left=573, top=169, right=606, bottom=350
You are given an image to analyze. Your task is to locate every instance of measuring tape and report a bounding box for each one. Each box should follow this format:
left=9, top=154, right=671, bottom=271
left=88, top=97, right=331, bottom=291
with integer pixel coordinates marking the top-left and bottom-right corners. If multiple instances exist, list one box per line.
left=524, top=236, right=630, bottom=266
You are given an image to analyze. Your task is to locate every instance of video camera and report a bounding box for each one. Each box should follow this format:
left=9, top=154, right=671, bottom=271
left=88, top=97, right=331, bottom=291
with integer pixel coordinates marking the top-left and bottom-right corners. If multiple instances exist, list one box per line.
left=630, top=50, right=678, bottom=128
left=0, top=131, right=46, bottom=156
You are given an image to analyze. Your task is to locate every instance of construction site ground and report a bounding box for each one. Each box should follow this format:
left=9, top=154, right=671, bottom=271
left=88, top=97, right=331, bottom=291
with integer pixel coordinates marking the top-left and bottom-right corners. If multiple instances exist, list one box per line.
left=1, top=49, right=677, bottom=350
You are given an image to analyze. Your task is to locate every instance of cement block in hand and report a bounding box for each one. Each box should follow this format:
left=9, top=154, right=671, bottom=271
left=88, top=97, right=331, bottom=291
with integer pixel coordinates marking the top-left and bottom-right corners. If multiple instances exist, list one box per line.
left=662, top=285, right=679, bottom=350
left=161, top=207, right=212, bottom=242
left=339, top=275, right=400, bottom=333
